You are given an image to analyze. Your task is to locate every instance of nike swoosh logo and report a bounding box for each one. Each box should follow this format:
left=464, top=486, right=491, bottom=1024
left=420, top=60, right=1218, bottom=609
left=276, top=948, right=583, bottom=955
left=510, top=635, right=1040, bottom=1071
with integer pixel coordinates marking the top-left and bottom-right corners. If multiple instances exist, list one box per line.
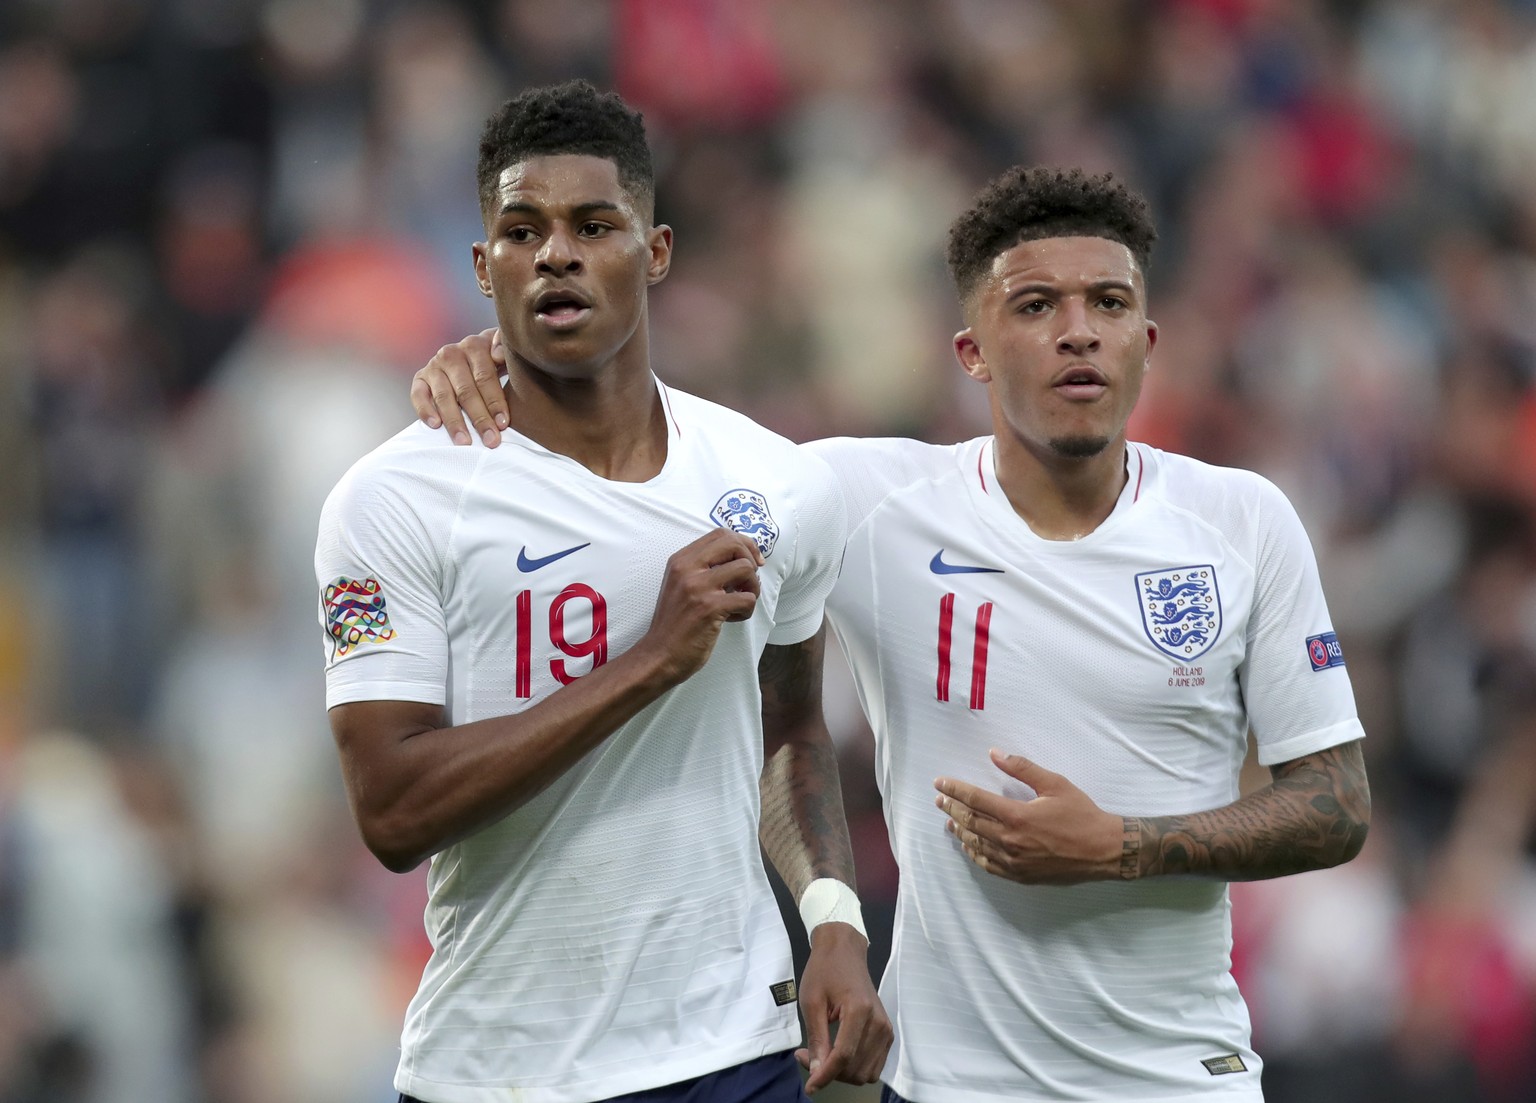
left=930, top=550, right=1005, bottom=575
left=517, top=543, right=591, bottom=572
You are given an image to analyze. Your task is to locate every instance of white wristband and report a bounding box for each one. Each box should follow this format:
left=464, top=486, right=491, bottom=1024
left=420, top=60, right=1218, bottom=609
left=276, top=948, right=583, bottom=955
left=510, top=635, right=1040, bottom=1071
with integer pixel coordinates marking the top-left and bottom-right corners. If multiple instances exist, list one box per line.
left=797, top=878, right=867, bottom=940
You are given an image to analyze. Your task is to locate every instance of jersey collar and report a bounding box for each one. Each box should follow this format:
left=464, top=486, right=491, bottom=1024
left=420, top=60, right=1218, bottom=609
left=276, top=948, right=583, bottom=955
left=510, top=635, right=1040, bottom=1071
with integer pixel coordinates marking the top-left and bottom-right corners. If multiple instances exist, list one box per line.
left=969, top=438, right=1145, bottom=549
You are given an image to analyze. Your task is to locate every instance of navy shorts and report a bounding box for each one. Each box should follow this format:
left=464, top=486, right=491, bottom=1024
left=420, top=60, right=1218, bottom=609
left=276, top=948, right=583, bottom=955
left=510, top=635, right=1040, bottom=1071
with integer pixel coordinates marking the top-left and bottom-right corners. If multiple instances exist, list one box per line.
left=400, top=1050, right=809, bottom=1103
left=879, top=1088, right=910, bottom=1103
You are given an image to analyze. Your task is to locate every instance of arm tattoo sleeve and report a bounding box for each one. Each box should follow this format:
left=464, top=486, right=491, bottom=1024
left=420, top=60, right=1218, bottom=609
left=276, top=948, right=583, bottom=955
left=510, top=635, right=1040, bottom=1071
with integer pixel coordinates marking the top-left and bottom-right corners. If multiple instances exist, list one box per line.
left=757, top=627, right=857, bottom=900
left=1123, top=739, right=1371, bottom=881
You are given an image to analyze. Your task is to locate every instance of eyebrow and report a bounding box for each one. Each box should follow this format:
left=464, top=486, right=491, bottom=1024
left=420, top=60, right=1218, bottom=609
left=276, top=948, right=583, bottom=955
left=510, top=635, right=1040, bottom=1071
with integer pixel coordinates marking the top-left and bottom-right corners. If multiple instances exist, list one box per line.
left=1005, top=278, right=1137, bottom=302
left=496, top=199, right=625, bottom=218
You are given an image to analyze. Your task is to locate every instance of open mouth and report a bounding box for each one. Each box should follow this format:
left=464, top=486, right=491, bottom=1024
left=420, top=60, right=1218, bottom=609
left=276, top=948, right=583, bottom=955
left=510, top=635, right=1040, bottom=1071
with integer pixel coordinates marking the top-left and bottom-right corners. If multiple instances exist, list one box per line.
left=1056, top=365, right=1105, bottom=387
left=533, top=289, right=592, bottom=328
left=1054, top=365, right=1108, bottom=397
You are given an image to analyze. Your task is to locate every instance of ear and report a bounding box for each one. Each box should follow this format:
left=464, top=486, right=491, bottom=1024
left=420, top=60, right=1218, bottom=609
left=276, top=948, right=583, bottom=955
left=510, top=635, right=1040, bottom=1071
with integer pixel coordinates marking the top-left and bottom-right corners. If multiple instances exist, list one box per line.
left=472, top=241, right=492, bottom=298
left=954, top=328, right=991, bottom=384
left=646, top=224, right=674, bottom=285
left=1143, top=318, right=1158, bottom=371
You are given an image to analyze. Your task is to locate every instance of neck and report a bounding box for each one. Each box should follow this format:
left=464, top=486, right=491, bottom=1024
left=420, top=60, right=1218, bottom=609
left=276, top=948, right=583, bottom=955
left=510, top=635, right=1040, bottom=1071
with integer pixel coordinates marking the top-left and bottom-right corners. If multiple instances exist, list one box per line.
left=992, top=432, right=1129, bottom=541
left=502, top=345, right=668, bottom=482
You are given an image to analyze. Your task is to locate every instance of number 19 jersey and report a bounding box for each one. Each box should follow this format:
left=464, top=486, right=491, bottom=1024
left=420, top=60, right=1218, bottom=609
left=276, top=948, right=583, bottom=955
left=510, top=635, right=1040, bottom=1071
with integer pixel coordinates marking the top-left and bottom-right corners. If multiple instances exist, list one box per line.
left=315, top=381, right=846, bottom=1103
left=810, top=434, right=1365, bottom=1103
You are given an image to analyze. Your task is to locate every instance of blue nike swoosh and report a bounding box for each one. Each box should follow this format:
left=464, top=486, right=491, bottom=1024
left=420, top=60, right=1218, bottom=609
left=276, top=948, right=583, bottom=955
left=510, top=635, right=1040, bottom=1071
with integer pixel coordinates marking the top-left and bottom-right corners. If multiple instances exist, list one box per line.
left=930, top=550, right=1005, bottom=575
left=517, top=543, right=591, bottom=572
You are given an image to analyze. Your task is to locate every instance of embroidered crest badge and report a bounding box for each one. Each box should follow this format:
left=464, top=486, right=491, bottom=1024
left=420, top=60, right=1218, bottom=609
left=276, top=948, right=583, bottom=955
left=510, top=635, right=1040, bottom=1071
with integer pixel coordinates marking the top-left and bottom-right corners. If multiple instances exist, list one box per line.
left=710, top=488, right=779, bottom=558
left=1136, top=565, right=1222, bottom=660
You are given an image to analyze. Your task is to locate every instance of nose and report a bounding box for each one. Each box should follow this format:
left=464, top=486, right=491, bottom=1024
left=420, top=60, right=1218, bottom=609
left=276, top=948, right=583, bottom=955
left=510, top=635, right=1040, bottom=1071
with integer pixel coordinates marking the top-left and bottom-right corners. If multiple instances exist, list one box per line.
left=535, top=224, right=583, bottom=276
left=1056, top=299, right=1100, bottom=356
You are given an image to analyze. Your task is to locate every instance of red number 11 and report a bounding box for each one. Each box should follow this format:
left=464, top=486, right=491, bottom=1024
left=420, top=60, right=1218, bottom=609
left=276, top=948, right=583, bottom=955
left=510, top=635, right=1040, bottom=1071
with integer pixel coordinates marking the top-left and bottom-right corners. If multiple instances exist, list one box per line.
left=937, top=593, right=993, bottom=709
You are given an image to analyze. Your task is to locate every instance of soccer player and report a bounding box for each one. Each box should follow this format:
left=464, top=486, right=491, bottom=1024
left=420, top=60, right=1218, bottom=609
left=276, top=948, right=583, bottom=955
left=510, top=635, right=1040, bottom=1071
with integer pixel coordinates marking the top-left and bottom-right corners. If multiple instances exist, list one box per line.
left=316, top=81, right=889, bottom=1103
left=411, top=167, right=1372, bottom=1102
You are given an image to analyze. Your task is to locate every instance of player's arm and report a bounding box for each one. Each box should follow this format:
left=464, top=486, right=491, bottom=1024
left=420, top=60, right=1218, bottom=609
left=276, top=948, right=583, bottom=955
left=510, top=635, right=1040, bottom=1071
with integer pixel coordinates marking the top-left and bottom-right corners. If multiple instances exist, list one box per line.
left=758, top=627, right=856, bottom=896
left=331, top=529, right=763, bottom=873
left=935, top=740, right=1370, bottom=884
left=1126, top=738, right=1370, bottom=878
left=758, top=626, right=891, bottom=1091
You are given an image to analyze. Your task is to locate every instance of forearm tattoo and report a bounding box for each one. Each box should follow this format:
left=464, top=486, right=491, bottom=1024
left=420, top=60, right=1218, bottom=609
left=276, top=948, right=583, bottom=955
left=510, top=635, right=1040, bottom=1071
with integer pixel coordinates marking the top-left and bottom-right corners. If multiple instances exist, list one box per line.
left=1123, top=740, right=1371, bottom=881
left=758, top=629, right=857, bottom=899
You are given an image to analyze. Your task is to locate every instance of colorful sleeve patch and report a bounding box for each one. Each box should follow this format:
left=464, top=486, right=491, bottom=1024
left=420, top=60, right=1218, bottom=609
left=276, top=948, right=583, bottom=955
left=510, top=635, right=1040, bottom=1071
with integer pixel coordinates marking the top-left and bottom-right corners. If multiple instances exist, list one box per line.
left=324, top=576, right=397, bottom=657
left=1306, top=631, right=1345, bottom=671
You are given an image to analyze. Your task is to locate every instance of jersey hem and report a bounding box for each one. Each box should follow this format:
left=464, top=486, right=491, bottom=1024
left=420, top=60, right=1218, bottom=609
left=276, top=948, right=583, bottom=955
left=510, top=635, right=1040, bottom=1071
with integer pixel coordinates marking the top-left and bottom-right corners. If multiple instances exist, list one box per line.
left=393, top=1025, right=802, bottom=1103
left=767, top=611, right=826, bottom=646
left=1256, top=716, right=1364, bottom=766
left=325, top=680, right=447, bottom=710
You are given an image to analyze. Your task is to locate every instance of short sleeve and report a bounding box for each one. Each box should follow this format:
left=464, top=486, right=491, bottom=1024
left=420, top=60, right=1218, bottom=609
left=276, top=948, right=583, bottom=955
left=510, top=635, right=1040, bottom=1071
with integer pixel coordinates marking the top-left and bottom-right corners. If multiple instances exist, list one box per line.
left=315, top=464, right=452, bottom=710
left=805, top=436, right=968, bottom=532
left=1239, top=478, right=1366, bottom=765
left=823, top=508, right=879, bottom=679
left=767, top=450, right=848, bottom=645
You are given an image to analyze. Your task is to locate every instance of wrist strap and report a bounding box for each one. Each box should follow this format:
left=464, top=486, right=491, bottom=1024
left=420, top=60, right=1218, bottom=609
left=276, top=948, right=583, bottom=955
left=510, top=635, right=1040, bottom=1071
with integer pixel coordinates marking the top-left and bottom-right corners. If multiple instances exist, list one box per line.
left=797, top=877, right=867, bottom=939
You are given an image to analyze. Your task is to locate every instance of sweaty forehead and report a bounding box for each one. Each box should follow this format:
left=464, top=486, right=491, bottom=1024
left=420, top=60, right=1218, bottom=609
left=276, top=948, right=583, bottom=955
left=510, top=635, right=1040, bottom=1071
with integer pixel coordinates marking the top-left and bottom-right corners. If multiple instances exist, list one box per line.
left=489, top=153, right=640, bottom=217
left=987, top=235, right=1142, bottom=293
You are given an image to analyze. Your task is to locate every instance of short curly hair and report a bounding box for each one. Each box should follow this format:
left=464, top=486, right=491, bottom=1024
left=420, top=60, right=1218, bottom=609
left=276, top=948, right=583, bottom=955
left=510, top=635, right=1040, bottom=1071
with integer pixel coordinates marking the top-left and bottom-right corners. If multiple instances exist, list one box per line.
left=946, top=167, right=1157, bottom=303
left=476, top=80, right=655, bottom=218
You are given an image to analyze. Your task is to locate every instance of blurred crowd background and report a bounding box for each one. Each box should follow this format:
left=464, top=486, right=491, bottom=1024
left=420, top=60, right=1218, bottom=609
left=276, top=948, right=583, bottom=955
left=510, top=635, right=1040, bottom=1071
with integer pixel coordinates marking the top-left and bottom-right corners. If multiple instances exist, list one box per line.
left=1, top=0, right=1535, bottom=1101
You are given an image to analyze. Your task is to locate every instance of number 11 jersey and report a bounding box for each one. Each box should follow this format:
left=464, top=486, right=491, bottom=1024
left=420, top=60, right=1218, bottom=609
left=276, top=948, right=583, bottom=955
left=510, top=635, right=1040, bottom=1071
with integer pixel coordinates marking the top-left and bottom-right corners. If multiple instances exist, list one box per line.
left=811, top=434, right=1364, bottom=1103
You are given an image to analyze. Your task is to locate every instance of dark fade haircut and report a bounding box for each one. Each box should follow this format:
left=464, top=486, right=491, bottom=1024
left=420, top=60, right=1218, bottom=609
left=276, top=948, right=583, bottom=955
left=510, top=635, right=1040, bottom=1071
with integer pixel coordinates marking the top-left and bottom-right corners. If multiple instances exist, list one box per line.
left=946, top=167, right=1157, bottom=304
left=476, top=80, right=655, bottom=219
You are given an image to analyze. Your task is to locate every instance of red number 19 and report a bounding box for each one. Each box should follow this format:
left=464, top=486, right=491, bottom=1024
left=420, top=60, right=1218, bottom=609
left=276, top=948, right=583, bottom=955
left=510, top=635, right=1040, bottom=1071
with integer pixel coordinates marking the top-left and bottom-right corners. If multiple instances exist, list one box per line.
left=515, top=583, right=609, bottom=697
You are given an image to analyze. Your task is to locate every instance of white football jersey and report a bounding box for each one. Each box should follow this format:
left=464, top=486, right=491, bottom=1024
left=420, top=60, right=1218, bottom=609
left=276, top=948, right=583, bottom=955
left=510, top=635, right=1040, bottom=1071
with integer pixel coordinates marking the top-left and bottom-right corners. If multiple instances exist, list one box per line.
left=315, top=382, right=846, bottom=1103
left=809, top=434, right=1364, bottom=1103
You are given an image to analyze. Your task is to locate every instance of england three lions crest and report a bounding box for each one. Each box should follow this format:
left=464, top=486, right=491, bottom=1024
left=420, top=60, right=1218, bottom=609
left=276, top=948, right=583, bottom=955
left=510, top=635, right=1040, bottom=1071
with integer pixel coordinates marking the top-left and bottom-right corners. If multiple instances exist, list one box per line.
left=1136, top=565, right=1222, bottom=660
left=711, top=488, right=779, bottom=558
